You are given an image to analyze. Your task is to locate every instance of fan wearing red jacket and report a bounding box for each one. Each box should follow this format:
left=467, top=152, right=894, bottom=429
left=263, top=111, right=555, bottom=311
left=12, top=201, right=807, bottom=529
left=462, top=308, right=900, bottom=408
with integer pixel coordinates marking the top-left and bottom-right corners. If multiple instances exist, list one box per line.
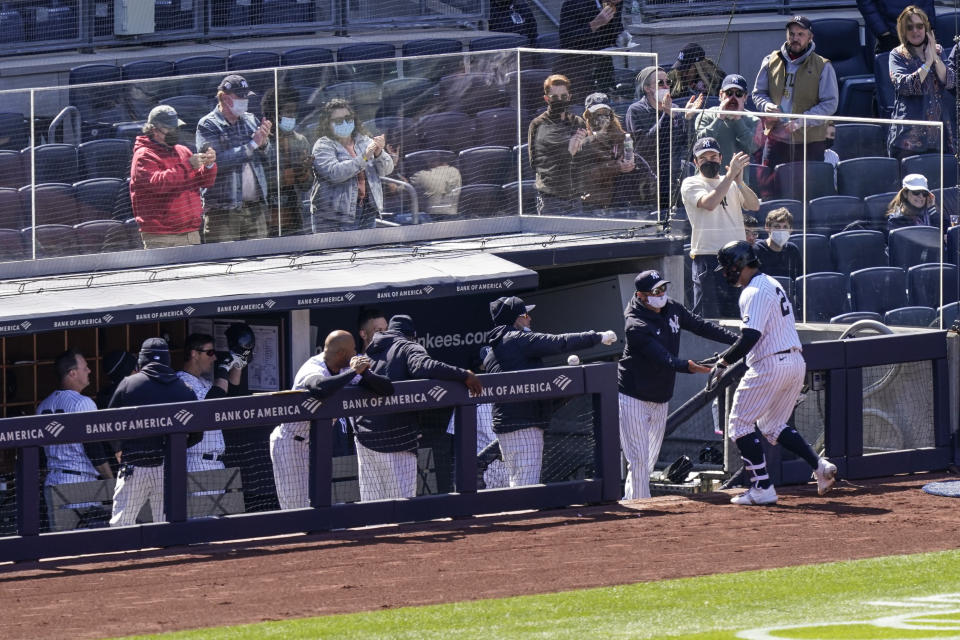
left=130, top=105, right=217, bottom=248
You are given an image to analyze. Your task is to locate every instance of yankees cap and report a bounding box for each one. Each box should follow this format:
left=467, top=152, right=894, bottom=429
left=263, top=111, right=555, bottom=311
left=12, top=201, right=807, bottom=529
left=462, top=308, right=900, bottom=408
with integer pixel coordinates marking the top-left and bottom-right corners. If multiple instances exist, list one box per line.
left=635, top=270, right=670, bottom=292
left=138, top=337, right=171, bottom=367
left=490, top=296, right=535, bottom=325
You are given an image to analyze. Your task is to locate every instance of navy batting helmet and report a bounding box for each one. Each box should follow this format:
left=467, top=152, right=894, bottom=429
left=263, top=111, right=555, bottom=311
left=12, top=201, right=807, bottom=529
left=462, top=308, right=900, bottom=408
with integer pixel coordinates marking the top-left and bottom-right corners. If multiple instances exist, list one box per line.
left=225, top=323, right=256, bottom=362
left=715, top=240, right=760, bottom=286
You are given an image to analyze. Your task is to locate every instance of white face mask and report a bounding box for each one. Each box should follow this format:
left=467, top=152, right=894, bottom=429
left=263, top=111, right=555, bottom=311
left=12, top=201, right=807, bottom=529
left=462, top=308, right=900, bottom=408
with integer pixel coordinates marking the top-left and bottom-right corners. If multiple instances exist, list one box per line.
left=230, top=98, right=248, bottom=117
left=770, top=229, right=791, bottom=247
left=656, top=88, right=669, bottom=103
left=646, top=294, right=668, bottom=309
left=279, top=116, right=296, bottom=132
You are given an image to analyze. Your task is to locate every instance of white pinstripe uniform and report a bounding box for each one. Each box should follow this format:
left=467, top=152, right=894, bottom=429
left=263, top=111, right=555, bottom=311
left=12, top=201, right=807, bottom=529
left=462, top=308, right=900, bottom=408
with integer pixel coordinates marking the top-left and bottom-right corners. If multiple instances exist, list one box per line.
left=269, top=354, right=357, bottom=509
left=176, top=371, right=226, bottom=472
left=446, top=403, right=509, bottom=489
left=38, top=390, right=102, bottom=522
left=728, top=274, right=805, bottom=444
left=617, top=395, right=670, bottom=500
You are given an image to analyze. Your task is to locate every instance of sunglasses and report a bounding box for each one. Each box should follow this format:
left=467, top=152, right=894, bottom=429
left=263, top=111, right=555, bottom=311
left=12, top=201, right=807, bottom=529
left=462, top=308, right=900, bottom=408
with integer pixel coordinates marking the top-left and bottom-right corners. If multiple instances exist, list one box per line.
left=908, top=190, right=931, bottom=198
left=656, top=79, right=668, bottom=87
left=195, top=348, right=216, bottom=357
left=724, top=89, right=745, bottom=98
left=906, top=22, right=926, bottom=31
left=649, top=285, right=667, bottom=296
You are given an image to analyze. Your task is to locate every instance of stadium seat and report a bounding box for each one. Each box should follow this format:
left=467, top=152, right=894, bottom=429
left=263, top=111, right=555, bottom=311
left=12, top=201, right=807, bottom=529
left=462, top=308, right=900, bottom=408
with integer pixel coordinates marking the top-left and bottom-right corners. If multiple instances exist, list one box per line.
left=0, top=150, right=23, bottom=188
left=459, top=146, right=513, bottom=186
left=506, top=68, right=554, bottom=113
left=439, top=73, right=505, bottom=115
left=379, top=77, right=434, bottom=119
left=0, top=8, right=24, bottom=43
left=121, top=60, right=175, bottom=80
left=756, top=199, right=801, bottom=227
left=403, top=150, right=457, bottom=178
left=75, top=177, right=126, bottom=223
left=0, top=188, right=26, bottom=229
left=475, top=108, right=522, bottom=149
left=948, top=225, right=960, bottom=267
left=837, top=157, right=900, bottom=199
left=935, top=12, right=960, bottom=56
left=937, top=300, right=960, bottom=328
left=810, top=19, right=874, bottom=118
left=901, top=154, right=958, bottom=190
left=174, top=56, right=226, bottom=96
left=32, top=4, right=75, bottom=40
left=743, top=164, right=771, bottom=197
left=830, top=229, right=888, bottom=274
left=864, top=191, right=898, bottom=232
left=21, top=144, right=79, bottom=185
left=888, top=225, right=943, bottom=269
left=280, top=47, right=334, bottom=87
left=0, top=112, right=29, bottom=152
left=884, top=306, right=937, bottom=327
left=468, top=34, right=526, bottom=51
left=0, top=227, right=26, bottom=261
left=19, top=183, right=79, bottom=226
left=907, top=262, right=960, bottom=308
left=78, top=139, right=132, bottom=181
left=337, top=43, right=396, bottom=83
left=159, top=96, right=216, bottom=127
left=830, top=311, right=882, bottom=324
left=416, top=112, right=474, bottom=153
left=456, top=184, right=503, bottom=218
left=808, top=195, right=865, bottom=237
left=832, top=124, right=886, bottom=161
left=24, top=224, right=77, bottom=259
left=227, top=51, right=280, bottom=96
left=68, top=64, right=123, bottom=125
left=773, top=161, right=835, bottom=201
left=789, top=233, right=830, bottom=272
left=74, top=219, right=124, bottom=254
left=319, top=81, right=381, bottom=123
left=772, top=275, right=795, bottom=303
left=401, top=39, right=462, bottom=81
left=514, top=143, right=534, bottom=182
left=502, top=180, right=536, bottom=215
left=874, top=52, right=895, bottom=118
left=795, top=272, right=849, bottom=322
left=849, top=266, right=908, bottom=314
left=363, top=116, right=417, bottom=155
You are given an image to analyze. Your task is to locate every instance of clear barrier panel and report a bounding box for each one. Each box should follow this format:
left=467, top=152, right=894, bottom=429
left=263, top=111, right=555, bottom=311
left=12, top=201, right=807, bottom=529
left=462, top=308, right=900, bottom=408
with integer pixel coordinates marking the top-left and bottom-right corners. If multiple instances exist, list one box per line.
left=861, top=360, right=935, bottom=453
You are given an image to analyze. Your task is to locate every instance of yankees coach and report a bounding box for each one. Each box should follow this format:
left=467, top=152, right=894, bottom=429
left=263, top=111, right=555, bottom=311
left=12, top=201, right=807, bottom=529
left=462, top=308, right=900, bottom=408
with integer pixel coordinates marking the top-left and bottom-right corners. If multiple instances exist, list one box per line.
left=618, top=270, right=738, bottom=499
left=485, top=295, right=617, bottom=487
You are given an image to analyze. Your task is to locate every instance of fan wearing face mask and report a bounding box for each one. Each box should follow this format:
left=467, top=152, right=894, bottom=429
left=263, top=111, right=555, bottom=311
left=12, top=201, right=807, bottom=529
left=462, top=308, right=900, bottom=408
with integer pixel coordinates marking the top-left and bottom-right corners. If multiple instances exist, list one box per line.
left=617, top=270, right=738, bottom=500
left=753, top=207, right=801, bottom=294
left=196, top=74, right=273, bottom=243
left=574, top=92, right=635, bottom=212
left=681, top=137, right=759, bottom=319
left=261, top=86, right=313, bottom=235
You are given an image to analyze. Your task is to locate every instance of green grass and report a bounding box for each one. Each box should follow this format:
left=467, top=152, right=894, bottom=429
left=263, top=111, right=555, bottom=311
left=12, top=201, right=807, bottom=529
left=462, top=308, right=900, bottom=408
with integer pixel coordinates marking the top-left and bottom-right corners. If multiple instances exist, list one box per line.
left=118, top=549, right=960, bottom=640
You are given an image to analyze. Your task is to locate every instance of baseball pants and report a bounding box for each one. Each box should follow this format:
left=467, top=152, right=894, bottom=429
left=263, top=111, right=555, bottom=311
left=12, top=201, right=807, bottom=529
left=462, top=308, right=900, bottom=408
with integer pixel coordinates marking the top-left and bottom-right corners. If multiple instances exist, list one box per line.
left=618, top=393, right=669, bottom=500
left=355, top=439, right=417, bottom=501
left=497, top=427, right=544, bottom=487
left=269, top=430, right=310, bottom=510
left=110, top=464, right=164, bottom=527
left=729, top=351, right=806, bottom=443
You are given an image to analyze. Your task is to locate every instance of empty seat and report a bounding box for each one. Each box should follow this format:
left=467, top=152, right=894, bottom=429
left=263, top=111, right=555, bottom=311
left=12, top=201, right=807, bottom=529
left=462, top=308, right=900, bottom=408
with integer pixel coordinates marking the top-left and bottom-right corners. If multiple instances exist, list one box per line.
left=830, top=229, right=887, bottom=274
left=937, top=301, right=960, bottom=328
left=403, top=150, right=457, bottom=178
left=68, top=64, right=122, bottom=124
left=19, top=183, right=79, bottom=226
left=280, top=47, right=334, bottom=87
left=439, top=73, right=505, bottom=115
left=884, top=306, right=937, bottom=327
left=838, top=156, right=900, bottom=199
left=401, top=39, right=463, bottom=81
left=379, top=77, right=434, bottom=119
left=756, top=199, right=801, bottom=227
left=502, top=180, right=536, bottom=215
left=121, top=60, right=175, bottom=80
left=864, top=191, right=898, bottom=232
left=24, top=224, right=78, bottom=259
left=506, top=68, right=554, bottom=113
left=75, top=177, right=126, bottom=222
left=0, top=227, right=26, bottom=261
left=773, top=161, right=835, bottom=201
left=948, top=225, right=960, bottom=267
left=849, top=266, right=908, bottom=314
left=227, top=51, right=281, bottom=94
left=830, top=311, right=882, bottom=324
left=0, top=188, right=26, bottom=229
left=21, top=144, right=79, bottom=185
left=159, top=96, right=216, bottom=127
left=0, top=150, right=23, bottom=188
left=174, top=56, right=226, bottom=95
left=901, top=154, right=958, bottom=190
left=907, top=262, right=960, bottom=308
left=75, top=219, right=124, bottom=254
left=888, top=225, right=943, bottom=269
left=417, top=112, right=474, bottom=152
left=337, top=43, right=396, bottom=83
left=475, top=107, right=522, bottom=149
left=789, top=233, right=830, bottom=271
left=78, top=139, right=132, bottom=181
left=456, top=184, right=503, bottom=218
left=795, top=272, right=849, bottom=322
left=458, top=146, right=513, bottom=186
left=0, top=112, right=29, bottom=151
left=874, top=52, right=894, bottom=118
left=743, top=164, right=771, bottom=197
left=832, top=124, right=887, bottom=161
left=363, top=117, right=417, bottom=155
left=808, top=195, right=866, bottom=237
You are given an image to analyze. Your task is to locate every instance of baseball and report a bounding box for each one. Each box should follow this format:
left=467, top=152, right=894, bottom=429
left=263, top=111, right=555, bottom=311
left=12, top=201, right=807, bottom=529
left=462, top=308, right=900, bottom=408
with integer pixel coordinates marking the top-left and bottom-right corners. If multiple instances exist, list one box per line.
left=567, top=354, right=581, bottom=366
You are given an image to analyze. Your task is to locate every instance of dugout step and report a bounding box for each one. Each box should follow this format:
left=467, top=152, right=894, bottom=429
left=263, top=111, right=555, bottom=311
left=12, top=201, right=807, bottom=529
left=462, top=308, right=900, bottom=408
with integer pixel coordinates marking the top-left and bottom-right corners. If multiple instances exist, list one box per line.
left=649, top=470, right=724, bottom=496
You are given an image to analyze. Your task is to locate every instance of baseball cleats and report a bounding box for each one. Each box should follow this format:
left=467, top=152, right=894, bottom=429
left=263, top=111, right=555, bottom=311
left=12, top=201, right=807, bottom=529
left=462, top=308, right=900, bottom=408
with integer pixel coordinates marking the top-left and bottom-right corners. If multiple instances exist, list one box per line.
left=730, top=485, right=777, bottom=505
left=814, top=458, right=837, bottom=495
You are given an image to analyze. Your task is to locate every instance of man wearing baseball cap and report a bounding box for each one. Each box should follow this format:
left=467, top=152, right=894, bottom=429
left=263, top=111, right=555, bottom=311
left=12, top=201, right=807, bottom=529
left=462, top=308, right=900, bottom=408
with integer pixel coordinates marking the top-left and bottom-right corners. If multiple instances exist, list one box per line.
left=752, top=15, right=838, bottom=171
left=680, top=136, right=759, bottom=318
left=196, top=74, right=273, bottom=243
left=667, top=42, right=726, bottom=100
left=130, top=105, right=217, bottom=249
left=484, top=296, right=616, bottom=487
left=617, top=270, right=737, bottom=499
left=694, top=74, right=760, bottom=169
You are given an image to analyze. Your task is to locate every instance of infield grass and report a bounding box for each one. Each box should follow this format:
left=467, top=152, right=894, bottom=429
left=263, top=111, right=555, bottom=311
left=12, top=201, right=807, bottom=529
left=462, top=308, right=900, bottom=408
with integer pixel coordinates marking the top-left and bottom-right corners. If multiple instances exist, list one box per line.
left=118, top=549, right=960, bottom=640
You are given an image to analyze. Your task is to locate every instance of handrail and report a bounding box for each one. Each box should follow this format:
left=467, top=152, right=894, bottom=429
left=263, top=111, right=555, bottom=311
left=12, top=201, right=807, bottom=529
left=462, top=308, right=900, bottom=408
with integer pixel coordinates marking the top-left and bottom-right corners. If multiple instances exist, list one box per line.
left=47, top=105, right=81, bottom=145
left=382, top=176, right=420, bottom=225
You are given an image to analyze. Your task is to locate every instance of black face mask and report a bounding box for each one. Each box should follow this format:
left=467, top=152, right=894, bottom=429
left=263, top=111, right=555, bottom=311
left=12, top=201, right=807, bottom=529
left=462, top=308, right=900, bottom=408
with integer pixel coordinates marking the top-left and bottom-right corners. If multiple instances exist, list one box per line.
left=824, top=136, right=835, bottom=149
left=547, top=97, right=570, bottom=115
left=699, top=161, right=721, bottom=179
left=163, top=131, right=180, bottom=146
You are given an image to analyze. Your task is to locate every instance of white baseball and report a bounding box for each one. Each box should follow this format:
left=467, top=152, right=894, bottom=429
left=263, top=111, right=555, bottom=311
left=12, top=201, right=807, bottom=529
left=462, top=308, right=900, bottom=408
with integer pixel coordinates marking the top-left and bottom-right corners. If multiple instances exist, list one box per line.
left=567, top=354, right=581, bottom=366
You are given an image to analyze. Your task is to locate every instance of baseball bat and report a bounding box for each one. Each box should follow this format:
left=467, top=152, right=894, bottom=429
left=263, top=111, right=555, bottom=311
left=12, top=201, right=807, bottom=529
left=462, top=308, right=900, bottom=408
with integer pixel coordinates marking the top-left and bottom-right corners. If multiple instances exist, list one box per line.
left=664, top=361, right=746, bottom=438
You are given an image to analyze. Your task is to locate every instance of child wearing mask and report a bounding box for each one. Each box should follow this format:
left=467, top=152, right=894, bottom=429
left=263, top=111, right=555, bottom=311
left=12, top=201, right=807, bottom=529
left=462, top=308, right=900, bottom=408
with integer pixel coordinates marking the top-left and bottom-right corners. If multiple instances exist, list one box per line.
left=754, top=207, right=801, bottom=293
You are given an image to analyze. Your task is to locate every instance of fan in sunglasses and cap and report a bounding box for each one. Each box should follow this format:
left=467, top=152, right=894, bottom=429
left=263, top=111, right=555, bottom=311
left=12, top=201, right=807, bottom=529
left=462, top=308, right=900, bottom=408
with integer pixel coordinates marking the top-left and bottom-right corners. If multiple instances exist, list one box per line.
left=483, top=296, right=617, bottom=488
left=887, top=173, right=940, bottom=231
left=666, top=42, right=727, bottom=100
left=617, top=270, right=738, bottom=499
left=693, top=73, right=760, bottom=168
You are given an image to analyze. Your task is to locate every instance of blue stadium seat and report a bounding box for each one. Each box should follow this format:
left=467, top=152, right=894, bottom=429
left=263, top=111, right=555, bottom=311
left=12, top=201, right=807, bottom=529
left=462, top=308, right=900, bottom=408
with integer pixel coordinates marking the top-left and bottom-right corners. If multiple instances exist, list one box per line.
left=174, top=56, right=226, bottom=96
left=0, top=8, right=25, bottom=43
left=901, top=154, right=958, bottom=190
left=456, top=184, right=503, bottom=218
left=789, top=233, right=830, bottom=272
left=0, top=188, right=26, bottom=229
left=937, top=301, right=960, bottom=328
left=888, top=225, right=944, bottom=269
left=795, top=272, right=849, bottom=322
left=475, top=108, right=522, bottom=149
left=849, top=266, right=908, bottom=314
left=502, top=180, right=536, bottom=215
left=0, top=150, right=23, bottom=188
left=21, top=144, right=79, bottom=185
left=874, top=53, right=894, bottom=118
left=830, top=229, right=887, bottom=274
left=830, top=311, right=882, bottom=324
left=907, top=262, right=960, bottom=308
left=362, top=116, right=417, bottom=155
left=884, top=306, right=937, bottom=327
left=948, top=225, right=960, bottom=267
left=121, top=60, right=175, bottom=80
left=75, top=219, right=124, bottom=254
left=743, top=164, right=771, bottom=198
left=280, top=47, right=334, bottom=87
left=74, top=177, right=125, bottom=223
left=78, top=139, right=132, bottom=181
left=439, top=73, right=506, bottom=115
left=19, top=183, right=79, bottom=226
left=756, top=199, right=801, bottom=227
left=0, top=227, right=26, bottom=261
left=0, top=112, right=29, bottom=152
left=837, top=157, right=900, bottom=199
left=773, top=161, right=835, bottom=201
left=403, top=150, right=457, bottom=178
left=379, top=77, right=434, bottom=119
left=810, top=19, right=874, bottom=118
left=69, top=64, right=123, bottom=125
left=459, top=146, right=513, bottom=186
left=468, top=34, right=526, bottom=51
left=159, top=95, right=216, bottom=127
left=864, top=191, right=898, bottom=232
left=23, top=224, right=77, bottom=258
left=808, top=195, right=865, bottom=237
left=416, top=112, right=475, bottom=152
left=506, top=68, right=554, bottom=113
left=402, top=39, right=463, bottom=81
left=935, top=13, right=960, bottom=56
left=514, top=143, right=533, bottom=182
left=227, top=51, right=281, bottom=96
left=832, top=124, right=886, bottom=161
left=320, top=81, right=381, bottom=123
left=337, top=43, right=396, bottom=83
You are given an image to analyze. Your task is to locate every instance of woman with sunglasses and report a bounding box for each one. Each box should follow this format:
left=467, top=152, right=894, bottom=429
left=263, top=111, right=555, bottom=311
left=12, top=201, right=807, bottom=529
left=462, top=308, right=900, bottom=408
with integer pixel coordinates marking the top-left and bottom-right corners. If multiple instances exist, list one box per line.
left=888, top=5, right=955, bottom=159
left=310, top=98, right=394, bottom=233
left=576, top=92, right=635, bottom=212
left=886, top=173, right=941, bottom=231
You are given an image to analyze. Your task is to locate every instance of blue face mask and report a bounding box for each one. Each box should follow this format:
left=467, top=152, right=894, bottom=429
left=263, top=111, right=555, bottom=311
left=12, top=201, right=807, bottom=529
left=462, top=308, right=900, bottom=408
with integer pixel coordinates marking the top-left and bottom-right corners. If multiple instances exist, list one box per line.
left=332, top=119, right=354, bottom=138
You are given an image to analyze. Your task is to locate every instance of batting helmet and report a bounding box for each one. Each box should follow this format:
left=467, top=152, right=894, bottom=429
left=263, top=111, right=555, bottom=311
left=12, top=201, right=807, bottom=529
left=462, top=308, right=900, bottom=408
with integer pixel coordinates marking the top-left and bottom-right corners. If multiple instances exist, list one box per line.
left=225, top=323, right=256, bottom=362
left=715, top=240, right=760, bottom=286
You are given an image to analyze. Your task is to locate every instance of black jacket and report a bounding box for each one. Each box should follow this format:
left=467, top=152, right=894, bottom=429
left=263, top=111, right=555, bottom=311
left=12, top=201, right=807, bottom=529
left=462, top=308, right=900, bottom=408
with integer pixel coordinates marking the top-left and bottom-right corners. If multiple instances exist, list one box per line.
left=489, top=0, right=538, bottom=45
left=556, top=0, right=620, bottom=93
left=356, top=330, right=470, bottom=453
left=108, top=362, right=201, bottom=467
left=618, top=297, right=738, bottom=403
left=485, top=325, right=601, bottom=433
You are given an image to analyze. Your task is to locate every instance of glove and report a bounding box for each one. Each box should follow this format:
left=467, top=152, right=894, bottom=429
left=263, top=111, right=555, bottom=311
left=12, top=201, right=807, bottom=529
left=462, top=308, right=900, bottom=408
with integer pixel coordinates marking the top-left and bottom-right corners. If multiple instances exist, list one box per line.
left=214, top=350, right=246, bottom=381
left=599, top=330, right=618, bottom=346
left=705, top=361, right=728, bottom=393
left=696, top=352, right=722, bottom=367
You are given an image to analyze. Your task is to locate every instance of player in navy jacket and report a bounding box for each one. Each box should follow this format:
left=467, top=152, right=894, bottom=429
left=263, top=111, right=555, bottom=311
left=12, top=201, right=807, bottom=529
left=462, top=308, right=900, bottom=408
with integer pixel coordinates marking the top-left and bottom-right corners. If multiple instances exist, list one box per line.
left=617, top=270, right=738, bottom=499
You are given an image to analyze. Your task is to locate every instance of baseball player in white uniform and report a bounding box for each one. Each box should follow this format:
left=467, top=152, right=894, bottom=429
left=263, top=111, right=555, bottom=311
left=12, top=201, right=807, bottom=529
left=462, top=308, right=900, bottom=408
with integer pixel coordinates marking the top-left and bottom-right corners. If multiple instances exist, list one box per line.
left=38, top=349, right=113, bottom=528
left=713, top=240, right=837, bottom=505
left=270, top=330, right=394, bottom=509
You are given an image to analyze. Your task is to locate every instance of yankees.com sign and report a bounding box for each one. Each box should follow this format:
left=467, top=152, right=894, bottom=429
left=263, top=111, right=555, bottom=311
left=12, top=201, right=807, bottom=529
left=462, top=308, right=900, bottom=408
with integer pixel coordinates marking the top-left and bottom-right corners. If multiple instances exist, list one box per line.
left=0, top=367, right=597, bottom=448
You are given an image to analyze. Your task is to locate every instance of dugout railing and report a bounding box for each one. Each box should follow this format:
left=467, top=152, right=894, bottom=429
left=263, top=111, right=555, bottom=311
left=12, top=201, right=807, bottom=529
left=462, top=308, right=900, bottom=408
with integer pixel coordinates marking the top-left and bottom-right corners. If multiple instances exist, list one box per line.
left=0, top=362, right=620, bottom=563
